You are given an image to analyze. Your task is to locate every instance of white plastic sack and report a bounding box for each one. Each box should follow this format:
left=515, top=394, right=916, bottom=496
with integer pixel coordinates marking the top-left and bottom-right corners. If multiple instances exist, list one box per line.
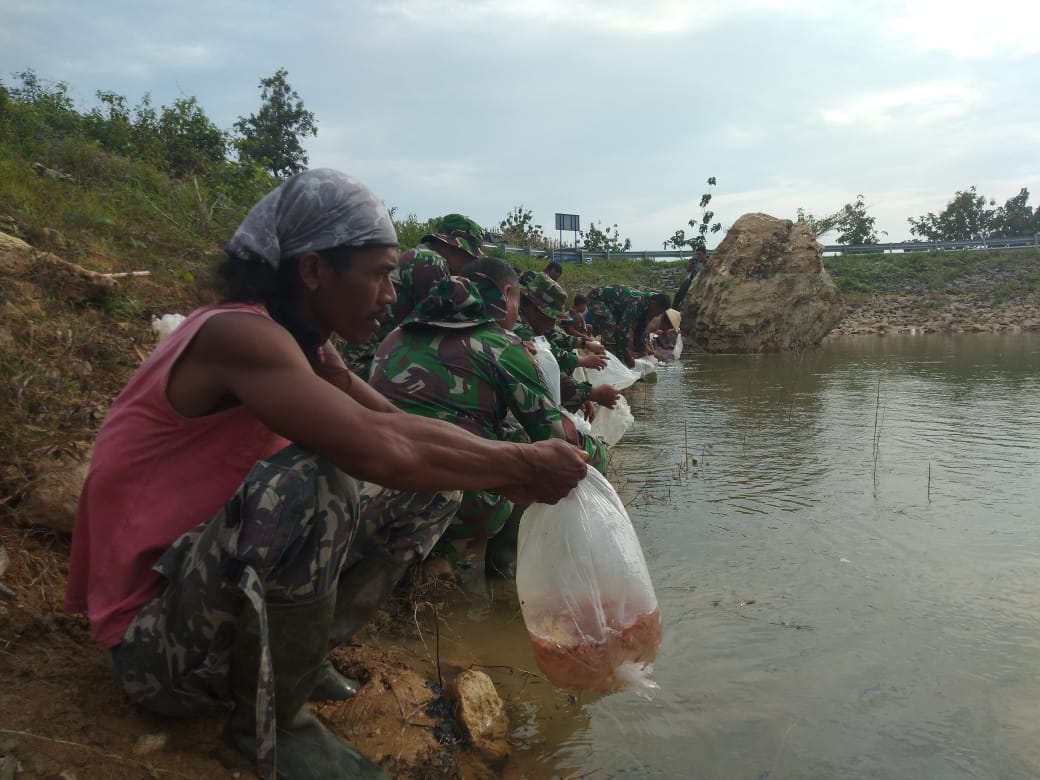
left=531, top=336, right=561, bottom=405
left=151, top=313, right=186, bottom=343
left=632, top=355, right=659, bottom=378
left=672, top=333, right=684, bottom=361
left=590, top=396, right=634, bottom=446
left=517, top=468, right=662, bottom=695
left=587, top=350, right=640, bottom=391
left=561, top=408, right=593, bottom=436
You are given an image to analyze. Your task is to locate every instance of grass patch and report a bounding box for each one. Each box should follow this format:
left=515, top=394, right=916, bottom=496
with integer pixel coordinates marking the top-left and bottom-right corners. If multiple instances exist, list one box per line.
left=824, top=248, right=1040, bottom=296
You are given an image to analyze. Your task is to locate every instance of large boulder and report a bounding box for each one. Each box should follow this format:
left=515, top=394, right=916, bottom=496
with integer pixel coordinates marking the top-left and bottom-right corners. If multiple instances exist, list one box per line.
left=681, top=213, right=844, bottom=352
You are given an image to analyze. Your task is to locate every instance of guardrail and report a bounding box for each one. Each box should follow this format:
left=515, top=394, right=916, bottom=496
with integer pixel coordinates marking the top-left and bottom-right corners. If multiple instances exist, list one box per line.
left=485, top=234, right=1040, bottom=262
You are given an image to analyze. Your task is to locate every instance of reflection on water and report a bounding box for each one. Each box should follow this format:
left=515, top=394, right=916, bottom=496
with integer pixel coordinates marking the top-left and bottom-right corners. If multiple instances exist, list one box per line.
left=427, top=334, right=1040, bottom=779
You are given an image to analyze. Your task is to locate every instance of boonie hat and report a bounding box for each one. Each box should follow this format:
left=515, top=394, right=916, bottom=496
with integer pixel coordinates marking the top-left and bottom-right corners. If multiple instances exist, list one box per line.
left=520, top=272, right=567, bottom=320
left=402, top=274, right=507, bottom=329
left=423, top=213, right=486, bottom=260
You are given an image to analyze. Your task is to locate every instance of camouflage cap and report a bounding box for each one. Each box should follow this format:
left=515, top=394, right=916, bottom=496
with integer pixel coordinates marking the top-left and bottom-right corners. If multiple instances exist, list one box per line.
left=403, top=273, right=508, bottom=329
left=520, top=271, right=567, bottom=320
left=423, top=213, right=486, bottom=260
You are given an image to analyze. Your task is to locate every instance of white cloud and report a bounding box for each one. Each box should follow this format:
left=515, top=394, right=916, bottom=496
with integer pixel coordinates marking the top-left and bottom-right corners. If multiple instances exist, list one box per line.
left=884, top=0, right=1040, bottom=57
left=712, top=122, right=769, bottom=149
left=374, top=0, right=821, bottom=36
left=380, top=157, right=483, bottom=192
left=820, top=81, right=981, bottom=129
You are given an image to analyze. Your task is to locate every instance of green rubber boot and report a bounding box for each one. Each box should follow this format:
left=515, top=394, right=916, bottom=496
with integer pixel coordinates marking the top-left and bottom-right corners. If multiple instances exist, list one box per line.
left=309, top=549, right=410, bottom=702
left=219, top=592, right=388, bottom=780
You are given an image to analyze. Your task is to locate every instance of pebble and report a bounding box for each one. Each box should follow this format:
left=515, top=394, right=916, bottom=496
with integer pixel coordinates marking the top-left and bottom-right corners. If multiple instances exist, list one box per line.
left=131, top=732, right=168, bottom=756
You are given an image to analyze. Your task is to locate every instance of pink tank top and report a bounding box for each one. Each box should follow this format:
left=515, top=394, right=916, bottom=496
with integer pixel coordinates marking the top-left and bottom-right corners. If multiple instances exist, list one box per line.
left=64, top=302, right=290, bottom=647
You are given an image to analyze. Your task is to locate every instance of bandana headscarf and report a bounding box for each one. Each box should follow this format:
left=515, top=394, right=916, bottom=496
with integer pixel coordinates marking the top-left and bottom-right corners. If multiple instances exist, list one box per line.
left=225, top=168, right=398, bottom=268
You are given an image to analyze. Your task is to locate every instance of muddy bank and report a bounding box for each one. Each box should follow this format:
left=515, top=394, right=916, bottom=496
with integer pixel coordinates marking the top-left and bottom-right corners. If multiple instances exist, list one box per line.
left=830, top=292, right=1040, bottom=337
left=0, top=525, right=548, bottom=780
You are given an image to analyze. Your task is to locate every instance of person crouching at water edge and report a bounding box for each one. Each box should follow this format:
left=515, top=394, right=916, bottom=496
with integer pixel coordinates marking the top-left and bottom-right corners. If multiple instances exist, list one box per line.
left=368, top=259, right=607, bottom=575
left=63, top=169, right=588, bottom=780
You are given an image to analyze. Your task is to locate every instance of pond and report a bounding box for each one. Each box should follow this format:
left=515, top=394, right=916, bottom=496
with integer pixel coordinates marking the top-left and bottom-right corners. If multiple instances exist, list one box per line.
left=424, top=333, right=1040, bottom=779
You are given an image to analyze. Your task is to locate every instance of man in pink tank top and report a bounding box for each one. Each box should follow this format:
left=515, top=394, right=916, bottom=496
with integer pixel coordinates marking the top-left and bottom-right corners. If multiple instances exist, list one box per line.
left=64, top=169, right=588, bottom=780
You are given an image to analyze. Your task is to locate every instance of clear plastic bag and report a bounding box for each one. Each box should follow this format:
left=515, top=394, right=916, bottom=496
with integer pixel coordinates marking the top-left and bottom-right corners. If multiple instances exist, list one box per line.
left=588, top=351, right=640, bottom=391
left=561, top=408, right=593, bottom=436
left=632, top=355, right=660, bottom=379
left=517, top=468, right=662, bottom=696
left=590, top=396, right=634, bottom=446
left=531, top=336, right=561, bottom=405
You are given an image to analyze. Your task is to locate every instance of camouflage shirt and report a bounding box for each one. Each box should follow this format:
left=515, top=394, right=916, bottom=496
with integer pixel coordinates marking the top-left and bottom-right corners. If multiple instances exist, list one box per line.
left=586, top=284, right=652, bottom=360
left=513, top=313, right=593, bottom=412
left=369, top=278, right=605, bottom=471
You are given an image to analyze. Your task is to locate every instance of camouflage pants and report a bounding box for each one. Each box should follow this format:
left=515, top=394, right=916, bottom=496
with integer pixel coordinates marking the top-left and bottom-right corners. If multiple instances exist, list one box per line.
left=109, top=444, right=459, bottom=773
left=433, top=489, right=513, bottom=561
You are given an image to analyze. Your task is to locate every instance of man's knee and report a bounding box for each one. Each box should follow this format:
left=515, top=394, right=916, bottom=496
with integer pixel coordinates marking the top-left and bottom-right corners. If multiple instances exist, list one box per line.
left=358, top=486, right=462, bottom=561
left=220, top=447, right=361, bottom=595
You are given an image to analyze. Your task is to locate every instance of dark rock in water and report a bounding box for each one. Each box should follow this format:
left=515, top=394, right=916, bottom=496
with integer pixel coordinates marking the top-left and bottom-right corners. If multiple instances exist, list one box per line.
left=424, top=681, right=461, bottom=747
left=682, top=213, right=844, bottom=352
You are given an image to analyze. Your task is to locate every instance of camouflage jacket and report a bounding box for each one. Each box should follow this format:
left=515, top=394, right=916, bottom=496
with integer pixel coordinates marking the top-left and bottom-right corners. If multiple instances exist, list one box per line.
left=546, top=325, right=582, bottom=371
left=513, top=314, right=593, bottom=411
left=369, top=278, right=605, bottom=471
left=586, top=284, right=651, bottom=359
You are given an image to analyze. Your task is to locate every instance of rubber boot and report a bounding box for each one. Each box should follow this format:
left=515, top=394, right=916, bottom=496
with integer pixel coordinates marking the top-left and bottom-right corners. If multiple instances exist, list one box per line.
left=309, top=549, right=410, bottom=702
left=309, top=661, right=359, bottom=702
left=330, top=548, right=411, bottom=644
left=485, top=504, right=524, bottom=579
left=219, top=592, right=388, bottom=780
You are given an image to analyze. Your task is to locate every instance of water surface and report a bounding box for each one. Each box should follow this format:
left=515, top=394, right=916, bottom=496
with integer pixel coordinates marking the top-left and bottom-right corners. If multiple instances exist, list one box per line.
left=429, top=334, right=1040, bottom=779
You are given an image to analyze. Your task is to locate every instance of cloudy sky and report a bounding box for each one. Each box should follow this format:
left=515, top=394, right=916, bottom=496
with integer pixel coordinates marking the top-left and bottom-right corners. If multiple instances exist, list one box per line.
left=3, top=0, right=1038, bottom=249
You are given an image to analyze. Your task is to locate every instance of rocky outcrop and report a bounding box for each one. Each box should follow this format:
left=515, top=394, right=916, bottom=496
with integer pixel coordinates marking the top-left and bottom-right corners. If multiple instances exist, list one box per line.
left=680, top=213, right=844, bottom=352
left=830, top=292, right=1040, bottom=336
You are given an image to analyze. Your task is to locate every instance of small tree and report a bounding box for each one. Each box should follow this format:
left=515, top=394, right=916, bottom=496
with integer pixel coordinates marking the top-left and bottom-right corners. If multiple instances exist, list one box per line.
left=4, top=69, right=81, bottom=144
left=581, top=220, right=631, bottom=252
left=158, top=96, right=227, bottom=177
left=234, top=68, right=317, bottom=178
left=663, top=176, right=722, bottom=251
left=498, top=205, right=547, bottom=247
left=390, top=208, right=438, bottom=250
left=992, top=188, right=1038, bottom=238
left=85, top=91, right=133, bottom=155
left=908, top=187, right=996, bottom=241
left=797, top=195, right=878, bottom=245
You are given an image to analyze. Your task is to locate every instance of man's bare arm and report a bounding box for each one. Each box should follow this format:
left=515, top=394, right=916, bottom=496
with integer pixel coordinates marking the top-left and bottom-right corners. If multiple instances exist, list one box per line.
left=195, top=313, right=586, bottom=501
